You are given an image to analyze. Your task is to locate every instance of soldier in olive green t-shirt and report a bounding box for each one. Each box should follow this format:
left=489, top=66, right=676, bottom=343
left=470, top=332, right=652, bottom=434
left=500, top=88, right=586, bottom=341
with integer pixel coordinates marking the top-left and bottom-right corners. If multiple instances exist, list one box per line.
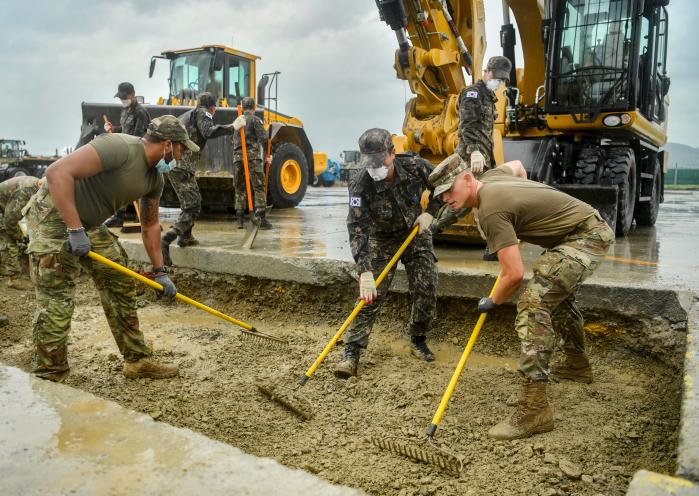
left=429, top=154, right=614, bottom=441
left=24, top=115, right=198, bottom=383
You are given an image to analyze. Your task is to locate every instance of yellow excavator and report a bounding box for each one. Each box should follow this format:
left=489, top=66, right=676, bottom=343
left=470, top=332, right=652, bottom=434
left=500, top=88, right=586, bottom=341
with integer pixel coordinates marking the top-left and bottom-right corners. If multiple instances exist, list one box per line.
left=375, top=0, right=670, bottom=237
left=79, top=45, right=313, bottom=211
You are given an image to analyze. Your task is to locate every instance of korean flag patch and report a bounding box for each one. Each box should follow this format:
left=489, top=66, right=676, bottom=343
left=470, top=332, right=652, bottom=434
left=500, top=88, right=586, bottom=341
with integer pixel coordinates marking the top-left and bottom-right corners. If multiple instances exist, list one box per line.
left=350, top=196, right=362, bottom=207
left=465, top=90, right=478, bottom=98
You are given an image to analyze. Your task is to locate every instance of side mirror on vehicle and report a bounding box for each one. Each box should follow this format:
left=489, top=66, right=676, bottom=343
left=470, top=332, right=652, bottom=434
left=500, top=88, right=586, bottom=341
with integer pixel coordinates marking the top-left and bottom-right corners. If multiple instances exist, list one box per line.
left=661, top=75, right=671, bottom=96
left=149, top=57, right=157, bottom=78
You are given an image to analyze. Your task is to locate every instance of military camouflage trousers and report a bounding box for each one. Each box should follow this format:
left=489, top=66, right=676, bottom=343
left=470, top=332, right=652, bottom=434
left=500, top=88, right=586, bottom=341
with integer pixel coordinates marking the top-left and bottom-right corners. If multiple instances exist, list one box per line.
left=516, top=214, right=614, bottom=382
left=233, top=156, right=266, bottom=212
left=167, top=165, right=201, bottom=237
left=0, top=214, right=23, bottom=276
left=24, top=189, right=151, bottom=379
left=345, top=232, right=438, bottom=348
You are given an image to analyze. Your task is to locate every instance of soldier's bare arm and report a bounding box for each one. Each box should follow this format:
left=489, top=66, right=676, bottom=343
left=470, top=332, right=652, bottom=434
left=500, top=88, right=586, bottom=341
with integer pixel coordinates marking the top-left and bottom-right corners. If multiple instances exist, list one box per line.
left=45, top=145, right=103, bottom=229
left=501, top=160, right=527, bottom=179
left=139, top=196, right=165, bottom=268
left=493, top=244, right=524, bottom=305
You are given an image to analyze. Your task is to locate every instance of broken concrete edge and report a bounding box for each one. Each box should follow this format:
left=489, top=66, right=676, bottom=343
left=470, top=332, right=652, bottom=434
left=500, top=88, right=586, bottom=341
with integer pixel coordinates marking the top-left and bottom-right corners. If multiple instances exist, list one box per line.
left=121, top=240, right=691, bottom=324
left=626, top=470, right=698, bottom=496
left=677, top=297, right=699, bottom=483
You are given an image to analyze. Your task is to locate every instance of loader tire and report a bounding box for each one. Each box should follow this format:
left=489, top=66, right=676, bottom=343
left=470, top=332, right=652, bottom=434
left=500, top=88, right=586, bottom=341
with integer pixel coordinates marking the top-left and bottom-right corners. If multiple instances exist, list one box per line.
left=634, top=159, right=661, bottom=226
left=268, top=142, right=308, bottom=208
left=573, top=147, right=603, bottom=185
left=603, top=147, right=637, bottom=236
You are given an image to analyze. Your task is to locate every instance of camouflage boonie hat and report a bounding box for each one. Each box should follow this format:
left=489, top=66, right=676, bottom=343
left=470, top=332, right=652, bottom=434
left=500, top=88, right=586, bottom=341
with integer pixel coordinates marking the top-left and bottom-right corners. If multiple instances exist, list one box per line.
left=486, top=56, right=513, bottom=82
left=429, top=153, right=469, bottom=197
left=147, top=115, right=199, bottom=152
left=358, top=128, right=394, bottom=169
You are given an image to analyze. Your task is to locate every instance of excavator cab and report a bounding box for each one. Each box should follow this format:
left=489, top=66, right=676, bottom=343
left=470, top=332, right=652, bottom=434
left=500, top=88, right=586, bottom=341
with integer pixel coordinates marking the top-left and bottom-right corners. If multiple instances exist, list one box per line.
left=545, top=0, right=670, bottom=124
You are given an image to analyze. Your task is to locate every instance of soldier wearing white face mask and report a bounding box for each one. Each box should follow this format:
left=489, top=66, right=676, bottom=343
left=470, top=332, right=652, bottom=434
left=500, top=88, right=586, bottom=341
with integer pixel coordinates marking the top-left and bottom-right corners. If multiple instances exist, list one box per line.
left=434, top=56, right=513, bottom=260
left=336, top=128, right=443, bottom=379
left=104, top=82, right=151, bottom=228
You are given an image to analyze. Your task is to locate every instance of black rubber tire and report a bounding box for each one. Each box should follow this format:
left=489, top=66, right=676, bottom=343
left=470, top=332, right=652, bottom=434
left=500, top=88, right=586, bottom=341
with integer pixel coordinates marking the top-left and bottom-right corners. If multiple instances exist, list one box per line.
left=268, top=142, right=309, bottom=208
left=6, top=167, right=31, bottom=178
left=603, top=147, right=637, bottom=236
left=573, top=147, right=603, bottom=185
left=634, top=159, right=661, bottom=226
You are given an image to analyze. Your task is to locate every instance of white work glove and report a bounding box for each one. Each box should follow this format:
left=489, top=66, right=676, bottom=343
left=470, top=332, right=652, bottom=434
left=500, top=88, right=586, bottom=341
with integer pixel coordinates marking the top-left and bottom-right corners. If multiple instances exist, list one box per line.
left=103, top=122, right=113, bottom=133
left=470, top=150, right=486, bottom=174
left=233, top=115, right=247, bottom=131
left=359, top=271, right=377, bottom=304
left=413, top=212, right=434, bottom=234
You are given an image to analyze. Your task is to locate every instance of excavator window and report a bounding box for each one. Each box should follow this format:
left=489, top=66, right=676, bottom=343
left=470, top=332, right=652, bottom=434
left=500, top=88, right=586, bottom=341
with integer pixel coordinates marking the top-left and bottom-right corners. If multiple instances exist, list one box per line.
left=549, top=0, right=634, bottom=112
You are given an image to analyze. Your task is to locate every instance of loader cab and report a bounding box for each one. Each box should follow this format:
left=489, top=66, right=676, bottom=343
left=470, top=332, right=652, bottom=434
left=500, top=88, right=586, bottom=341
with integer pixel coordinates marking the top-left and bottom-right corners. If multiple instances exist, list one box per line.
left=152, top=46, right=258, bottom=106
left=0, top=140, right=25, bottom=159
left=545, top=0, right=669, bottom=124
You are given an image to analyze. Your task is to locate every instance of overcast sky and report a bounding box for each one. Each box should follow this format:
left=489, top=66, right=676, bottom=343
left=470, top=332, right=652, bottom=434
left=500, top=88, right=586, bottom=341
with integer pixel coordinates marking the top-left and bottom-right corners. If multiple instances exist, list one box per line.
left=0, top=0, right=696, bottom=158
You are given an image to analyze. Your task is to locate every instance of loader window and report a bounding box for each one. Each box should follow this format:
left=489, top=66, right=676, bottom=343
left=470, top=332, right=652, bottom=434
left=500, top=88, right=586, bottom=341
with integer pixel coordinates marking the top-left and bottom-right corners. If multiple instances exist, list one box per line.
left=550, top=0, right=633, bottom=111
left=169, top=52, right=215, bottom=100
left=227, top=56, right=251, bottom=105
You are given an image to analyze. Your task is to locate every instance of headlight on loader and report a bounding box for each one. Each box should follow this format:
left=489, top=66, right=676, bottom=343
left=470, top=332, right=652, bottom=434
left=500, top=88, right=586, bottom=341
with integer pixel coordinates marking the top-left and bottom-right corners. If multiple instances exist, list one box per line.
left=603, top=115, right=622, bottom=127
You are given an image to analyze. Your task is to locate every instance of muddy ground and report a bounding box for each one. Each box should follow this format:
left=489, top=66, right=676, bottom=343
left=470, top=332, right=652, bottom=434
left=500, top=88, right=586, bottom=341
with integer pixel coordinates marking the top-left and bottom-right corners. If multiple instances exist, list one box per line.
left=0, top=268, right=682, bottom=496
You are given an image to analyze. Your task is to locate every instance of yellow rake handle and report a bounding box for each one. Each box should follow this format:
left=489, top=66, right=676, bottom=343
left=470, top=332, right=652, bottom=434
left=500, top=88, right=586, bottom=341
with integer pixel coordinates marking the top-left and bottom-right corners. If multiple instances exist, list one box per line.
left=87, top=251, right=255, bottom=332
left=426, top=272, right=502, bottom=438
left=299, top=225, right=420, bottom=384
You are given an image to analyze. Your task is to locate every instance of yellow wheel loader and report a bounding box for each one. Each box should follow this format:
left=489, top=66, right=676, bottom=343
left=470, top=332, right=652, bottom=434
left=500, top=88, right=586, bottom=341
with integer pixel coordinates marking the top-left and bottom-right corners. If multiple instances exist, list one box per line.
left=79, top=45, right=313, bottom=211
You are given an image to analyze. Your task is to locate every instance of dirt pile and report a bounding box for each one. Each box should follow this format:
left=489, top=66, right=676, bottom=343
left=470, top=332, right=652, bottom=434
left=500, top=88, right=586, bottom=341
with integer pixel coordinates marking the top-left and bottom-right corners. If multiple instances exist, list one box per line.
left=0, top=271, right=681, bottom=496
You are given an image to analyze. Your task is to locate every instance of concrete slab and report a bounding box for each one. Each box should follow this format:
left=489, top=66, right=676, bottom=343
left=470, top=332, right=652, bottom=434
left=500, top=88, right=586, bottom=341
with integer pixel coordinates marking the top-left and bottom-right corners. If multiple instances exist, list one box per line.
left=0, top=365, right=363, bottom=496
left=678, top=299, right=699, bottom=483
left=626, top=470, right=698, bottom=496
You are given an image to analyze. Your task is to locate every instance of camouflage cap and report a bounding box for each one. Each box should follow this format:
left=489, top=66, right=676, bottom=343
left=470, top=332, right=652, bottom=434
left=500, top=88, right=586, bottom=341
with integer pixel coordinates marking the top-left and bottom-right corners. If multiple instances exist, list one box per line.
left=147, top=115, right=200, bottom=152
left=358, top=128, right=394, bottom=169
left=429, top=153, right=469, bottom=197
left=241, top=96, right=256, bottom=110
left=486, top=56, right=513, bottom=82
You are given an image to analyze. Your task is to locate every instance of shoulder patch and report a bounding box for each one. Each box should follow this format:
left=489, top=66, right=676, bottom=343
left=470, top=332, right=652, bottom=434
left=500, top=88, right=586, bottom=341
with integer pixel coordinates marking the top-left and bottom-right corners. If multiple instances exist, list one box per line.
left=465, top=91, right=479, bottom=98
left=350, top=196, right=362, bottom=207
left=204, top=111, right=213, bottom=119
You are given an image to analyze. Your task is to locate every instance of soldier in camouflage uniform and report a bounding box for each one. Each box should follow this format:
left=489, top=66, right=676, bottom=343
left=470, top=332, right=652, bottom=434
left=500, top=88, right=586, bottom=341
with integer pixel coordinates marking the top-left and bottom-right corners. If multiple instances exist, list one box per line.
left=232, top=96, right=271, bottom=229
left=25, top=115, right=196, bottom=382
left=104, top=82, right=152, bottom=228
left=431, top=156, right=614, bottom=440
left=334, top=128, right=442, bottom=379
left=0, top=175, right=40, bottom=288
left=161, top=92, right=238, bottom=264
left=432, top=56, right=513, bottom=252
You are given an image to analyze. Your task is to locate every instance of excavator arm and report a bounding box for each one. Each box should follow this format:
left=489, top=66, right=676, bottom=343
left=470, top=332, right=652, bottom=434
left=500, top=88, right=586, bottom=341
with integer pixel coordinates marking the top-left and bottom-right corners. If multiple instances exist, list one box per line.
left=375, top=0, right=546, bottom=162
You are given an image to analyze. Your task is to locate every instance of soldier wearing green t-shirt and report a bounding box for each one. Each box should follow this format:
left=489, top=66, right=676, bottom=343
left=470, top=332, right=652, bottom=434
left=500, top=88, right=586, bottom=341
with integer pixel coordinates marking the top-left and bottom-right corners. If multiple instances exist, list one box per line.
left=24, top=115, right=199, bottom=383
left=429, top=154, right=614, bottom=440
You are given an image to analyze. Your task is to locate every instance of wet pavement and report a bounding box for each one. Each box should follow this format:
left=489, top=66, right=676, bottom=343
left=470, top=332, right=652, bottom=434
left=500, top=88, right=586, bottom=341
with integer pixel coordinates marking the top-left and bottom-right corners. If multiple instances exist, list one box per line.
left=145, top=188, right=699, bottom=294
left=0, top=365, right=362, bottom=496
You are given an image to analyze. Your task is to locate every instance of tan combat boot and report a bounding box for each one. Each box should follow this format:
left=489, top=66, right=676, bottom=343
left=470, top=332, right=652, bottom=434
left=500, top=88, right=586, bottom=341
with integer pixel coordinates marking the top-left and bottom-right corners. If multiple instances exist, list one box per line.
left=124, top=357, right=178, bottom=379
left=488, top=379, right=554, bottom=440
left=550, top=352, right=593, bottom=384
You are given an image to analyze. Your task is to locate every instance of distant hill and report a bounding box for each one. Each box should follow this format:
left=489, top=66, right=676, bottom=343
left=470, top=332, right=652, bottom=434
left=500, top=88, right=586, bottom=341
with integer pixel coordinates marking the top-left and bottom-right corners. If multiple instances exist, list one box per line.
left=665, top=142, right=699, bottom=168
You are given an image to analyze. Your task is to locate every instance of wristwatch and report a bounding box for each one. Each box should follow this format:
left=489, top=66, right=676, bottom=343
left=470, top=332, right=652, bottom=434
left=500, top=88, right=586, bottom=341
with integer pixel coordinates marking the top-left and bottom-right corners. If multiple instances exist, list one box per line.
left=153, top=266, right=168, bottom=274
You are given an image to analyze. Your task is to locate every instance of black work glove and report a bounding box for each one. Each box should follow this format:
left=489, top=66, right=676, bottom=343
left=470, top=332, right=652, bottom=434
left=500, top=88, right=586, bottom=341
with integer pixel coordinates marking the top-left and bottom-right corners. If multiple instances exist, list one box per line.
left=478, top=297, right=499, bottom=314
left=68, top=228, right=91, bottom=257
left=154, top=271, right=177, bottom=298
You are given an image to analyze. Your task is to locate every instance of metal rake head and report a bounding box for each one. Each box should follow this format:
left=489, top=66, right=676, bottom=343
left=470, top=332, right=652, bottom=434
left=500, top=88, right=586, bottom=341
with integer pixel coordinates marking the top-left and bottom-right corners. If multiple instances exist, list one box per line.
left=257, top=381, right=314, bottom=420
left=370, top=436, right=464, bottom=475
left=239, top=329, right=289, bottom=350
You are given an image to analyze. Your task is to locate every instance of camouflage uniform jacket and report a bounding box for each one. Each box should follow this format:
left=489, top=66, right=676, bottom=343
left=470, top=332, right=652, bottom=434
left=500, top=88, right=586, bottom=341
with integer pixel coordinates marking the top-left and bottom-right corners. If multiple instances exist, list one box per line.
left=347, top=153, right=441, bottom=274
left=0, top=175, right=39, bottom=241
left=232, top=111, right=267, bottom=160
left=456, top=79, right=497, bottom=167
left=118, top=102, right=150, bottom=137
